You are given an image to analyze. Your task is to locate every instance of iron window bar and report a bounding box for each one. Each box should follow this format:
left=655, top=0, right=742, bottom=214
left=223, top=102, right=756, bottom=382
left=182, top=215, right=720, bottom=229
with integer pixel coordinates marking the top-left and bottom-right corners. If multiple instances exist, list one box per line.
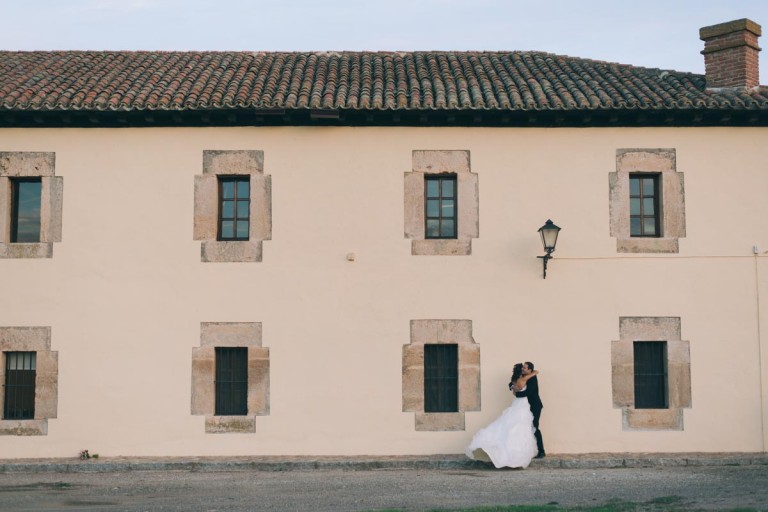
left=3, top=351, right=36, bottom=420
left=424, top=344, right=459, bottom=412
left=633, top=341, right=668, bottom=409
left=215, top=347, right=248, bottom=416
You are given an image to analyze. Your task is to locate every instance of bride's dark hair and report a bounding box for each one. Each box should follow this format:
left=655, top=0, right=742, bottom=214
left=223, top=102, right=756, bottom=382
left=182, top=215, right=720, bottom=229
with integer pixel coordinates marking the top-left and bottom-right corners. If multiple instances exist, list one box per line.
left=510, top=363, right=524, bottom=384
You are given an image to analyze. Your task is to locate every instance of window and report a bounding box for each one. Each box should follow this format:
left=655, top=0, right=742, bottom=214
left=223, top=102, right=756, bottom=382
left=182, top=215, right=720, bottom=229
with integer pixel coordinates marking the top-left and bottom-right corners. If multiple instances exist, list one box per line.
left=425, top=175, right=457, bottom=239
left=215, top=347, right=248, bottom=416
left=424, top=344, right=458, bottom=412
left=403, top=319, right=480, bottom=431
left=404, top=150, right=478, bottom=256
left=218, top=177, right=250, bottom=241
left=611, top=317, right=690, bottom=430
left=609, top=149, right=685, bottom=254
left=0, top=151, right=62, bottom=259
left=11, top=179, right=42, bottom=243
left=3, top=352, right=36, bottom=420
left=193, top=150, right=272, bottom=263
left=633, top=342, right=668, bottom=409
left=191, top=322, right=270, bottom=433
left=629, top=175, right=660, bottom=237
left=0, top=327, right=57, bottom=435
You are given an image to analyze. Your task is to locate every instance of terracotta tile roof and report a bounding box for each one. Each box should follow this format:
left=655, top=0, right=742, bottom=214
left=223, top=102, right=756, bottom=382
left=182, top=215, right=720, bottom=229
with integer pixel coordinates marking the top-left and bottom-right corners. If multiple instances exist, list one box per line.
left=1, top=51, right=767, bottom=115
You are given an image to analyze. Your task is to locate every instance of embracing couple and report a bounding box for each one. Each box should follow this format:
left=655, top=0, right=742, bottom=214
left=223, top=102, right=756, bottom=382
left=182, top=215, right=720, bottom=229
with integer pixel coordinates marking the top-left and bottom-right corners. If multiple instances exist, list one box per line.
left=466, top=362, right=545, bottom=469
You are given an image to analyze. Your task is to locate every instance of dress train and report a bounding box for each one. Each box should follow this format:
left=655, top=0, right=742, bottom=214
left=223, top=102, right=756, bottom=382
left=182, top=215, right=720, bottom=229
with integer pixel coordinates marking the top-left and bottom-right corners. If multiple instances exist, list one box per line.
left=466, top=395, right=538, bottom=468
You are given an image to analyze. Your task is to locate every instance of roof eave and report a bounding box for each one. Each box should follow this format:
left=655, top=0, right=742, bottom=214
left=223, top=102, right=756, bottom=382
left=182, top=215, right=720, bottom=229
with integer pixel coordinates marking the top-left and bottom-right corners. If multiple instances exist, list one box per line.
left=1, top=107, right=767, bottom=128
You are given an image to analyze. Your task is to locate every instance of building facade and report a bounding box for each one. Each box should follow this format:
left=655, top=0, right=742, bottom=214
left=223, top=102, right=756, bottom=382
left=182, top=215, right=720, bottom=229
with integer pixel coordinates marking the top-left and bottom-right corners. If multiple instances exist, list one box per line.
left=1, top=19, right=767, bottom=458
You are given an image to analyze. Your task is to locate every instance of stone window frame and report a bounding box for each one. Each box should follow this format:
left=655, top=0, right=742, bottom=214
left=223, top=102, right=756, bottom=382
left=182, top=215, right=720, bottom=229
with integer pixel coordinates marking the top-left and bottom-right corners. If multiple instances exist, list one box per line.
left=611, top=317, right=691, bottom=431
left=191, top=322, right=270, bottom=433
left=194, top=150, right=272, bottom=263
left=0, top=327, right=58, bottom=436
left=0, top=152, right=63, bottom=259
left=609, top=149, right=685, bottom=253
left=404, top=151, right=479, bottom=256
left=403, top=320, right=480, bottom=431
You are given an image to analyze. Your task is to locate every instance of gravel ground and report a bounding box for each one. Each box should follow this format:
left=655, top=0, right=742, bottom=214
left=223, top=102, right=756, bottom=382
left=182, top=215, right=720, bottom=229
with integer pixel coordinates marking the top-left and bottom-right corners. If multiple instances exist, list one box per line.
left=0, top=465, right=766, bottom=511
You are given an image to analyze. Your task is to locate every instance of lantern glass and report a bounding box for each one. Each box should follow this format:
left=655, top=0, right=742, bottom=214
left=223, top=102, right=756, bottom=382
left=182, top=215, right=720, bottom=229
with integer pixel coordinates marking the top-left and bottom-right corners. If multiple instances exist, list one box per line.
left=538, top=219, right=561, bottom=251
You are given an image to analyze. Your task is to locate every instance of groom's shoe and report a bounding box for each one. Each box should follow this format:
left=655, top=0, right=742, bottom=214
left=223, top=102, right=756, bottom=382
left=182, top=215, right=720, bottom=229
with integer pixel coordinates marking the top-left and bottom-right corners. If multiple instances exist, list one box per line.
left=534, top=452, right=546, bottom=459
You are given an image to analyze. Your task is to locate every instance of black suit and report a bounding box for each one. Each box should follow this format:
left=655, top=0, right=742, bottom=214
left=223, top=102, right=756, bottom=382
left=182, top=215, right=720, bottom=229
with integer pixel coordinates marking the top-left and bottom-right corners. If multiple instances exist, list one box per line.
left=511, top=375, right=544, bottom=455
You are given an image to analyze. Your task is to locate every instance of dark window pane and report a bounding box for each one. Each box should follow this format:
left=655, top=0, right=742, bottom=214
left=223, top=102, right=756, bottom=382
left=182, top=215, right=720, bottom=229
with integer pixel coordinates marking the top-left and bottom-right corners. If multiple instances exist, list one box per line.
left=219, top=177, right=250, bottom=241
left=426, top=180, right=440, bottom=198
left=236, top=221, right=249, bottom=238
left=215, top=347, right=248, bottom=416
left=236, top=181, right=250, bottom=199
left=441, top=180, right=454, bottom=198
left=426, top=200, right=439, bottom=218
left=643, top=198, right=655, bottom=215
left=426, top=219, right=440, bottom=237
left=222, top=201, right=234, bottom=218
left=629, top=174, right=660, bottom=238
left=643, top=218, right=656, bottom=236
left=236, top=201, right=249, bottom=218
left=221, top=221, right=234, bottom=239
left=441, top=220, right=455, bottom=237
left=4, top=352, right=36, bottom=420
left=11, top=180, right=42, bottom=243
left=441, top=200, right=455, bottom=217
left=424, top=344, right=458, bottom=413
left=222, top=181, right=235, bottom=199
left=643, top=178, right=655, bottom=195
left=424, top=175, right=457, bottom=239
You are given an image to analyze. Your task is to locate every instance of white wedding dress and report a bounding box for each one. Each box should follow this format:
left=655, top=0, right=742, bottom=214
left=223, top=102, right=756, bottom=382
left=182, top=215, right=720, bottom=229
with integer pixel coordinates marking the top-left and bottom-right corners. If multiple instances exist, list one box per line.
left=466, top=387, right=538, bottom=468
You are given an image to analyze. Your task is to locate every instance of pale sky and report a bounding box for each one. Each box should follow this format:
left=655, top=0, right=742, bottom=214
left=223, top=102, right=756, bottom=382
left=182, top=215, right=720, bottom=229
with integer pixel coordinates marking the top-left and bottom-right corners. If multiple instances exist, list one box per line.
left=3, top=0, right=768, bottom=82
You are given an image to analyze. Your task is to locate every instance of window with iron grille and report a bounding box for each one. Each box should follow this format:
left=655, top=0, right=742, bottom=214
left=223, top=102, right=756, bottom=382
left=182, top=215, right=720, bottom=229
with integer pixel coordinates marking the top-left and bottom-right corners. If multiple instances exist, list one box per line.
left=3, top=351, right=36, bottom=420
left=629, top=174, right=660, bottom=237
left=218, top=177, right=250, bottom=241
left=215, top=347, right=248, bottom=416
left=425, top=175, right=457, bottom=239
left=10, top=179, right=42, bottom=243
left=424, top=344, right=458, bottom=412
left=634, top=341, right=668, bottom=409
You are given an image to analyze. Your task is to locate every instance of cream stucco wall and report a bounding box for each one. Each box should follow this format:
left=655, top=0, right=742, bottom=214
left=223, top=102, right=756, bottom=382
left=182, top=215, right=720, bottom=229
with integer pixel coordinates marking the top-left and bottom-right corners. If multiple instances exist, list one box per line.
left=0, top=126, right=766, bottom=457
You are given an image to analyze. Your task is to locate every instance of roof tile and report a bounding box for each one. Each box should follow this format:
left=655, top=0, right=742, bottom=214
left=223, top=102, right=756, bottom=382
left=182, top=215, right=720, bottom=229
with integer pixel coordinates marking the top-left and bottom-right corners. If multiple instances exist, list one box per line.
left=1, top=50, right=767, bottom=114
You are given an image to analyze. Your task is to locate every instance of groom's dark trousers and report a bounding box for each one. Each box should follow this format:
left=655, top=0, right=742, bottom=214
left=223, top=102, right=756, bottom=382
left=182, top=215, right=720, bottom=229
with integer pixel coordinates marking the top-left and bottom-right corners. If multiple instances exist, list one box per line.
left=514, top=376, right=545, bottom=455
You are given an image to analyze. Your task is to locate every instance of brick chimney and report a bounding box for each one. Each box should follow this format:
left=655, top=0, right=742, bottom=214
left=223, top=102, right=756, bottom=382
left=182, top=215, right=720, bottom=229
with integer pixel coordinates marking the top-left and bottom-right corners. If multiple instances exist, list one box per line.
left=699, top=18, right=761, bottom=89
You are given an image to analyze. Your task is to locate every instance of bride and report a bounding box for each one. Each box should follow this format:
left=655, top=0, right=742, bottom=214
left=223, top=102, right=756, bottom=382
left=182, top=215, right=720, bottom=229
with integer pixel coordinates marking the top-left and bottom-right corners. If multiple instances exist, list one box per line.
left=466, top=363, right=539, bottom=468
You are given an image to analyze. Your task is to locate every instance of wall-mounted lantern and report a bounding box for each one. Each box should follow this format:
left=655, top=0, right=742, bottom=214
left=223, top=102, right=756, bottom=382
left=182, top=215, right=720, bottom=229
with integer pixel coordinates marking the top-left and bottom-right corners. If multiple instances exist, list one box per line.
left=537, top=219, right=561, bottom=279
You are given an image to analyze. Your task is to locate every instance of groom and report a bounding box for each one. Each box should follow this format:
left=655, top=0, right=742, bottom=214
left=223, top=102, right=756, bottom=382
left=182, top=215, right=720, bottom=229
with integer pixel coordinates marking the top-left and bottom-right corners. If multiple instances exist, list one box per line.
left=514, top=361, right=545, bottom=458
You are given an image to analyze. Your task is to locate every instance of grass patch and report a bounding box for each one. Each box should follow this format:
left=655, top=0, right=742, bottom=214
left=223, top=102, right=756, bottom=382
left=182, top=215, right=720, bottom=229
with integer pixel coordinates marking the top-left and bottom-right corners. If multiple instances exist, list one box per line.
left=646, top=496, right=685, bottom=505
